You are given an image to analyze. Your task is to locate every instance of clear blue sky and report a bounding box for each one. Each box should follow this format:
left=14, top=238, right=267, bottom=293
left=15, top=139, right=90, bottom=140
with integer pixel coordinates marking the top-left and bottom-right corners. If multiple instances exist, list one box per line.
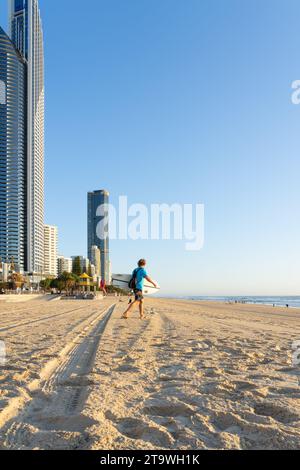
left=1, top=0, right=300, bottom=296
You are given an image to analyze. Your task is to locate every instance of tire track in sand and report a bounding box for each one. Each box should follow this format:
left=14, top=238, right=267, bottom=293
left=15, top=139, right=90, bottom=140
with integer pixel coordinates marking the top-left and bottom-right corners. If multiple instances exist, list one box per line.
left=0, top=303, right=96, bottom=333
left=0, top=300, right=51, bottom=316
left=1, top=304, right=116, bottom=449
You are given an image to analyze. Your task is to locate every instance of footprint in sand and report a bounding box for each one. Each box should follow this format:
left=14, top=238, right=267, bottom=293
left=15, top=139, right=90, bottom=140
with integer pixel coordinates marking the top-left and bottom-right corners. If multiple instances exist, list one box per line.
left=211, top=411, right=243, bottom=433
left=116, top=364, right=141, bottom=373
left=233, top=381, right=257, bottom=392
left=105, top=413, right=173, bottom=447
left=118, top=418, right=169, bottom=441
left=143, top=400, right=194, bottom=418
left=152, top=342, right=169, bottom=348
left=268, top=386, right=300, bottom=397
left=277, top=366, right=299, bottom=374
left=254, top=402, right=300, bottom=424
left=202, top=367, right=224, bottom=378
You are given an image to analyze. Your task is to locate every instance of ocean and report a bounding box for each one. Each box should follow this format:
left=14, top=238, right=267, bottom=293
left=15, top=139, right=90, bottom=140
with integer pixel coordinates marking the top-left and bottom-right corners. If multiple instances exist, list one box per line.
left=177, top=296, right=300, bottom=308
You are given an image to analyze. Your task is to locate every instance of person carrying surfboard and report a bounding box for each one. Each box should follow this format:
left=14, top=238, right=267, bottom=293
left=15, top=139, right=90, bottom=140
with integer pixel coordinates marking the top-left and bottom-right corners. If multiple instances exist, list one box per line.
left=122, top=259, right=157, bottom=320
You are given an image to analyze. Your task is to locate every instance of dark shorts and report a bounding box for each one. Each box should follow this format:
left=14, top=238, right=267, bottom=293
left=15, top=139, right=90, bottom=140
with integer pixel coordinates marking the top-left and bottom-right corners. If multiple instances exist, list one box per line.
left=134, top=290, right=144, bottom=301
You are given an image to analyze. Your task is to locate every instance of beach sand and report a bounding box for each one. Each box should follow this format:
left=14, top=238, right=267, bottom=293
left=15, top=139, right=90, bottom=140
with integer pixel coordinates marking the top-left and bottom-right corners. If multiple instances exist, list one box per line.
left=0, top=297, right=300, bottom=450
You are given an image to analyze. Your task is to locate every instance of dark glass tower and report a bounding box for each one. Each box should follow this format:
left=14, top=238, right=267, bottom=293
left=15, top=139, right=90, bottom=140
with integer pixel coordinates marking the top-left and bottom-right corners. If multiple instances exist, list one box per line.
left=0, top=26, right=26, bottom=271
left=87, top=190, right=110, bottom=283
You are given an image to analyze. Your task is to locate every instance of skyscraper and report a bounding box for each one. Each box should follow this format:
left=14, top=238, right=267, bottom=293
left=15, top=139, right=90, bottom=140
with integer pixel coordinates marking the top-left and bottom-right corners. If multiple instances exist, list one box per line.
left=57, top=256, right=73, bottom=276
left=9, top=0, right=45, bottom=274
left=90, top=245, right=101, bottom=278
left=0, top=26, right=27, bottom=272
left=87, top=190, right=110, bottom=283
left=44, top=225, right=58, bottom=277
left=71, top=256, right=90, bottom=274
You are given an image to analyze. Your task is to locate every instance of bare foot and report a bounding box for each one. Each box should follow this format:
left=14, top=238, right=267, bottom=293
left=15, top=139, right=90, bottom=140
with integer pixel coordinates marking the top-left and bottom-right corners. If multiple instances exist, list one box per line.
left=122, top=315, right=128, bottom=320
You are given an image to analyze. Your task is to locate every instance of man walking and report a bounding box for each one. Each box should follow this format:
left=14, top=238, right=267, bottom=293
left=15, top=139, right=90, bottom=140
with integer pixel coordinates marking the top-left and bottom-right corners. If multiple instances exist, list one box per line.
left=122, top=259, right=157, bottom=320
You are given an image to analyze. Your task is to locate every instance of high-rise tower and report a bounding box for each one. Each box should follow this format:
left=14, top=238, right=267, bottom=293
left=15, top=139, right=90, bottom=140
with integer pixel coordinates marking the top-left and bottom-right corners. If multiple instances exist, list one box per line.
left=87, top=190, right=110, bottom=283
left=0, top=26, right=26, bottom=272
left=44, top=225, right=58, bottom=277
left=9, top=0, right=45, bottom=274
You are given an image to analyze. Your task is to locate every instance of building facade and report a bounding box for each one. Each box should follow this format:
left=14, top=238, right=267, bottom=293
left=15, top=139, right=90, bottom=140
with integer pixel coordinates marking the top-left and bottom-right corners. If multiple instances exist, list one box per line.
left=71, top=256, right=90, bottom=274
left=90, top=245, right=101, bottom=278
left=0, top=27, right=26, bottom=272
left=44, top=225, right=58, bottom=277
left=9, top=0, right=45, bottom=274
left=87, top=190, right=110, bottom=283
left=57, top=256, right=72, bottom=276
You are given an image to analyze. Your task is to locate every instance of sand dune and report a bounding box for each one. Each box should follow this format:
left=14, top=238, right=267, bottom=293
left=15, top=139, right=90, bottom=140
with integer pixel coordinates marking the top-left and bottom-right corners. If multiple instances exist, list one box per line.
left=0, top=298, right=300, bottom=449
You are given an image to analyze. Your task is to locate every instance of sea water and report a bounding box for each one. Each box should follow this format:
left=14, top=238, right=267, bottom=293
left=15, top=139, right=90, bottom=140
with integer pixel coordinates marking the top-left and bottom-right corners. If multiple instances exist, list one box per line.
left=180, top=296, right=300, bottom=308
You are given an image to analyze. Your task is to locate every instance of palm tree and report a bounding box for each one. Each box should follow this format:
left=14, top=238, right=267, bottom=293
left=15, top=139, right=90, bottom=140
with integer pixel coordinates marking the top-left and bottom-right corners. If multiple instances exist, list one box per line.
left=60, top=272, right=80, bottom=294
left=50, top=278, right=64, bottom=294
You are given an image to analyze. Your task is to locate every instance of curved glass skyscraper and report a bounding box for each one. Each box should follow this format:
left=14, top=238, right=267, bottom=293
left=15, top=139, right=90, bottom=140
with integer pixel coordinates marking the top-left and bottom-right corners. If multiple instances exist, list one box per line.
left=9, top=0, right=45, bottom=274
left=0, top=27, right=26, bottom=271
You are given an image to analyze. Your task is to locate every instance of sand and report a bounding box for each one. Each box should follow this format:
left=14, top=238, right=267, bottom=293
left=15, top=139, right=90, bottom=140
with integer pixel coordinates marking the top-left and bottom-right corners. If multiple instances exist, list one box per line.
left=0, top=297, right=300, bottom=450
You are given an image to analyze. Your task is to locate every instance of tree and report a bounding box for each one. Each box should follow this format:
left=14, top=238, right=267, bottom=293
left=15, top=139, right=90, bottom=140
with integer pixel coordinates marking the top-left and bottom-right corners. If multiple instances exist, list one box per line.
left=48, top=273, right=80, bottom=294
left=8, top=273, right=25, bottom=290
left=50, top=278, right=64, bottom=293
left=105, top=285, right=128, bottom=296
left=40, top=278, right=52, bottom=291
left=60, top=272, right=78, bottom=293
left=72, top=257, right=82, bottom=276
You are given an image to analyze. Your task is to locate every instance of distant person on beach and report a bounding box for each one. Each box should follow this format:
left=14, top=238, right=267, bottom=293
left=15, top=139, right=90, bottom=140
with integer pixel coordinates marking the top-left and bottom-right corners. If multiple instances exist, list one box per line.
left=100, top=279, right=107, bottom=296
left=122, top=259, right=157, bottom=320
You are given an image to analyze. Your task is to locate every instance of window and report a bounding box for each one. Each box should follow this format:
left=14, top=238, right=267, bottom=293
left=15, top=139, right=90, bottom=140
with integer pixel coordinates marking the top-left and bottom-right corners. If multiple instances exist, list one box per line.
left=14, top=0, right=24, bottom=12
left=0, top=80, right=5, bottom=105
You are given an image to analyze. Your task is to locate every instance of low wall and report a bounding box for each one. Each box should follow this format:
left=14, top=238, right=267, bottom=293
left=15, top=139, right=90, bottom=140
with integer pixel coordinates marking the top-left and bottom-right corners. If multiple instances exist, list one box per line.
left=0, top=294, right=58, bottom=303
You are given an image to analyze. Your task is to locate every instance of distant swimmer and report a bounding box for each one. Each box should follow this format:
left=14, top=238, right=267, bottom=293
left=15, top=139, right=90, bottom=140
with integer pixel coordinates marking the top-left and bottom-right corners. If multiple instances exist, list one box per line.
left=122, top=259, right=157, bottom=320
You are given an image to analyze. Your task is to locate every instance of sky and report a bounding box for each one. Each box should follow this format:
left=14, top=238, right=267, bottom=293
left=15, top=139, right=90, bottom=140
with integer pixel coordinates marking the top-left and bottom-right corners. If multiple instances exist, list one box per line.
left=1, top=0, right=300, bottom=296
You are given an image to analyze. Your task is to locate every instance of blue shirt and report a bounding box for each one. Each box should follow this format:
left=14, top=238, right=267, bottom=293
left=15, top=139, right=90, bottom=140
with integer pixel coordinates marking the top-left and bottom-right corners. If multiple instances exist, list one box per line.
left=133, top=267, right=147, bottom=291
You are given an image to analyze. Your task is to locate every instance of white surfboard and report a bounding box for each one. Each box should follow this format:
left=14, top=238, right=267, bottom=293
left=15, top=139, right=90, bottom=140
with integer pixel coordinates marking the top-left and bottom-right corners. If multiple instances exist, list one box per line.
left=112, top=273, right=160, bottom=296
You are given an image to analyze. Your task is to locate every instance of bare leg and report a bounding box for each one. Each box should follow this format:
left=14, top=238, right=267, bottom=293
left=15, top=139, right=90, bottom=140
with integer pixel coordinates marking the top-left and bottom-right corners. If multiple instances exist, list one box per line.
left=122, top=300, right=138, bottom=319
left=139, top=300, right=144, bottom=319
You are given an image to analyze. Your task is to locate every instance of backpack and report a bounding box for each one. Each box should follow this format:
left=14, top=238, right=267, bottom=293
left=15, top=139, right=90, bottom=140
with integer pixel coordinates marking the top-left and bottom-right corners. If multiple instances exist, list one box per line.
left=128, top=268, right=142, bottom=290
